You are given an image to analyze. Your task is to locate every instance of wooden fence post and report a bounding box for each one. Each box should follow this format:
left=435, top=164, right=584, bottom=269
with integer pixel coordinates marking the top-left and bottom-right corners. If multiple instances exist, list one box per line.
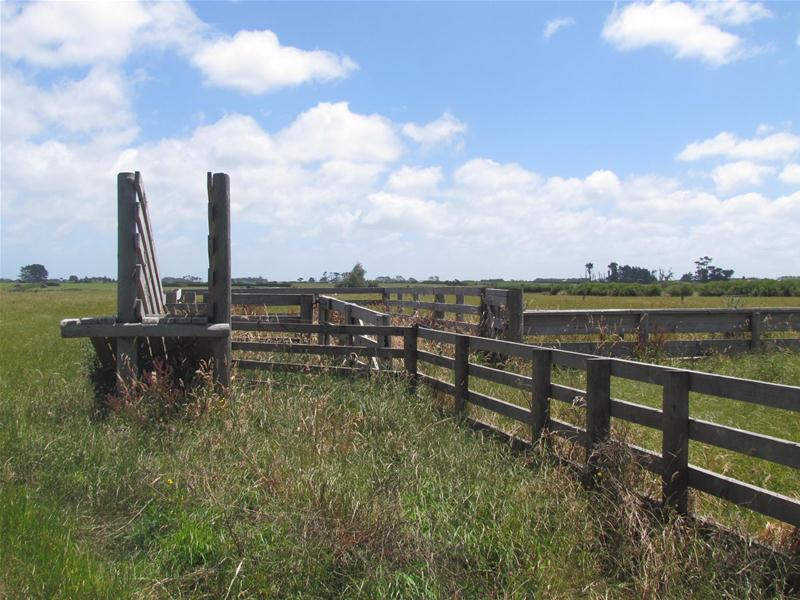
left=586, top=358, right=612, bottom=483
left=750, top=311, right=762, bottom=351
left=117, top=172, right=138, bottom=389
left=455, top=293, right=464, bottom=322
left=381, top=288, right=390, bottom=308
left=479, top=287, right=490, bottom=337
left=638, top=312, right=650, bottom=347
left=506, top=288, right=524, bottom=342
left=662, top=369, right=690, bottom=515
left=403, top=324, right=418, bottom=393
left=531, top=349, right=551, bottom=442
left=208, top=172, right=232, bottom=392
left=343, top=304, right=353, bottom=346
left=317, top=298, right=329, bottom=345
left=454, top=334, right=470, bottom=418
left=300, top=294, right=314, bottom=324
left=434, top=293, right=445, bottom=321
left=379, top=313, right=392, bottom=369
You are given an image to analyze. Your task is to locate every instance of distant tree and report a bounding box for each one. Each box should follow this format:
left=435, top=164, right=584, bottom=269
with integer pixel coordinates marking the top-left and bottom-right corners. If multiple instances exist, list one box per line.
left=68, top=275, right=79, bottom=283
left=607, top=262, right=619, bottom=282
left=657, top=268, right=673, bottom=282
left=585, top=262, right=594, bottom=281
left=337, top=262, right=367, bottom=288
left=693, top=256, right=733, bottom=282
left=19, top=264, right=48, bottom=282
left=308, top=277, right=316, bottom=283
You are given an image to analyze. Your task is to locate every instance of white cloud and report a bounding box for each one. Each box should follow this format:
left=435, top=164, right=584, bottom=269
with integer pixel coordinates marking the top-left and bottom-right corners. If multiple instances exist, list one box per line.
left=1, top=67, right=137, bottom=142
left=453, top=159, right=541, bottom=191
left=602, top=0, right=770, bottom=65
left=1, top=2, right=355, bottom=95
left=711, top=161, right=776, bottom=194
left=543, top=17, right=575, bottom=40
left=402, top=112, right=467, bottom=148
left=190, top=30, right=357, bottom=94
left=779, top=164, right=800, bottom=185
left=0, top=1, right=205, bottom=67
left=276, top=102, right=403, bottom=163
left=386, top=166, right=443, bottom=194
left=678, top=131, right=800, bottom=162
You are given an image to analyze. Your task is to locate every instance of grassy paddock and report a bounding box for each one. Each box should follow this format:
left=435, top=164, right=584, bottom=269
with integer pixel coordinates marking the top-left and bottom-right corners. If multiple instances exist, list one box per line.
left=1, top=285, right=798, bottom=598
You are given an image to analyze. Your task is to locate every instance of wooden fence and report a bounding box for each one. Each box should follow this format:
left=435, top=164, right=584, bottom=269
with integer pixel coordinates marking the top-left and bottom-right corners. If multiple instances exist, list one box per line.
left=231, top=321, right=800, bottom=528
left=523, top=308, right=800, bottom=357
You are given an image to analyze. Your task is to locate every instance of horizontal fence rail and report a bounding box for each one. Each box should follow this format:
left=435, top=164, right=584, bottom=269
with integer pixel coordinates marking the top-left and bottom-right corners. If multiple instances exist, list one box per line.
left=523, top=307, right=800, bottom=357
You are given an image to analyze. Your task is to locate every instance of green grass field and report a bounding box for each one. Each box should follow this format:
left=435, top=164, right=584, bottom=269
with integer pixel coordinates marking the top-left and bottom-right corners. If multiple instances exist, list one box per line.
left=1, top=284, right=798, bottom=598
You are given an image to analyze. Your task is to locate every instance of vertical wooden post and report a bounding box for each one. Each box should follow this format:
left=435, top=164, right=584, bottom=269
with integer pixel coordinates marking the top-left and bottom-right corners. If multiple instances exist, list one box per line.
left=454, top=334, right=470, bottom=418
left=750, top=311, right=762, bottom=351
left=662, top=369, right=690, bottom=515
left=117, top=172, right=138, bottom=388
left=638, top=312, right=650, bottom=347
left=300, top=294, right=314, bottom=323
left=506, top=288, right=524, bottom=342
left=317, top=298, right=329, bottom=345
left=455, top=293, right=464, bottom=322
left=586, top=358, right=612, bottom=483
left=343, top=304, right=353, bottom=346
left=381, top=288, right=390, bottom=308
left=379, top=313, right=392, bottom=369
left=403, top=324, right=418, bottom=393
left=208, top=172, right=232, bottom=391
left=434, top=292, right=445, bottom=320
left=531, top=349, right=551, bottom=442
left=479, top=287, right=490, bottom=337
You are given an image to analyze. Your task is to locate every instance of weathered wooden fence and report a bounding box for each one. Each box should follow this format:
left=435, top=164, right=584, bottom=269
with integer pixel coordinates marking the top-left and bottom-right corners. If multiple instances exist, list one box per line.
left=524, top=307, right=800, bottom=357
left=230, top=321, right=800, bottom=528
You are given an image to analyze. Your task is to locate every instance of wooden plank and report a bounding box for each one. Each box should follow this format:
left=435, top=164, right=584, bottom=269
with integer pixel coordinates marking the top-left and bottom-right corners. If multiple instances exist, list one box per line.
left=418, top=373, right=456, bottom=396
left=454, top=335, right=469, bottom=417
left=389, top=286, right=483, bottom=296
left=418, top=327, right=458, bottom=344
left=467, top=389, right=530, bottom=424
left=235, top=360, right=391, bottom=377
left=662, top=369, right=690, bottom=514
left=550, top=418, right=587, bottom=446
left=532, top=349, right=551, bottom=441
left=61, top=320, right=230, bottom=338
left=133, top=172, right=165, bottom=312
left=550, top=383, right=585, bottom=404
left=232, top=286, right=381, bottom=295
left=231, top=321, right=406, bottom=335
left=687, top=466, right=800, bottom=526
left=688, top=419, right=800, bottom=469
left=418, top=350, right=454, bottom=369
left=688, top=371, right=800, bottom=412
left=610, top=398, right=662, bottom=429
left=232, top=341, right=403, bottom=358
left=385, top=300, right=480, bottom=315
left=761, top=310, right=800, bottom=332
left=232, top=293, right=304, bottom=305
left=468, top=336, right=532, bottom=360
left=468, top=362, right=532, bottom=391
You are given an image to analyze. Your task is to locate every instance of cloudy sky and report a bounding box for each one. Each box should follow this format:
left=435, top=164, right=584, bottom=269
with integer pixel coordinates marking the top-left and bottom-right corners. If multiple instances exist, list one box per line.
left=1, top=1, right=799, bottom=280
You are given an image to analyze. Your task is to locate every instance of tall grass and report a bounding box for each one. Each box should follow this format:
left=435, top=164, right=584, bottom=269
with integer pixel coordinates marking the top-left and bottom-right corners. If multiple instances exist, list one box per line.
left=1, top=285, right=797, bottom=597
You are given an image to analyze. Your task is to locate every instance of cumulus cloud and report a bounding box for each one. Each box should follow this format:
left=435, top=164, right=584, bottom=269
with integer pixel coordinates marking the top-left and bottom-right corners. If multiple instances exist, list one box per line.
left=402, top=112, right=467, bottom=148
left=678, top=131, right=800, bottom=162
left=602, top=0, right=770, bottom=65
left=711, top=161, right=776, bottom=194
left=276, top=102, right=403, bottom=163
left=543, top=17, right=575, bottom=40
left=385, top=166, right=443, bottom=194
left=780, top=164, right=800, bottom=185
left=1, top=1, right=356, bottom=95
left=191, top=30, right=357, bottom=94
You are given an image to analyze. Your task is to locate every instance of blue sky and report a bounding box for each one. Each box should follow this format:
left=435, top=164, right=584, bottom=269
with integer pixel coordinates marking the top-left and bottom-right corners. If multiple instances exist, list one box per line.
left=2, top=1, right=799, bottom=281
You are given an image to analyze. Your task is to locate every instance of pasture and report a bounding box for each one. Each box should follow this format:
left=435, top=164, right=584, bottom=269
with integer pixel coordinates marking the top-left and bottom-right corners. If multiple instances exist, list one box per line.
left=1, top=284, right=798, bottom=598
